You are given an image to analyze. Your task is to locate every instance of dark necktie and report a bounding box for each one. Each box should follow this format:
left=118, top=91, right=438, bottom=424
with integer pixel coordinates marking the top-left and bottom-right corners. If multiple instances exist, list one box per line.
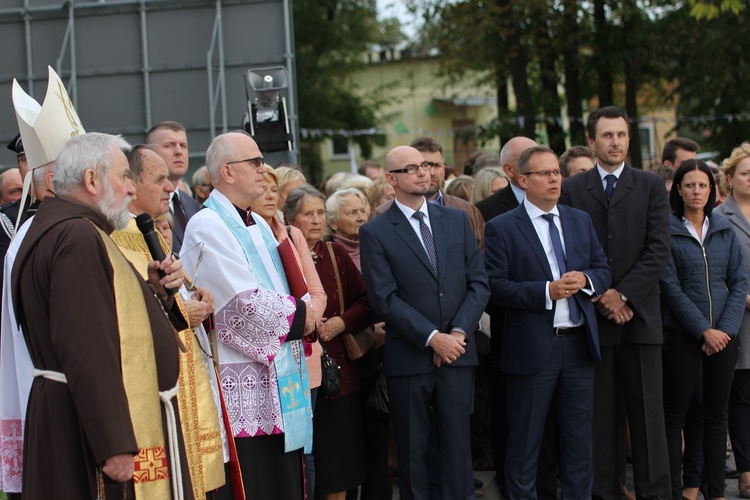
left=412, top=211, right=439, bottom=278
left=541, top=213, right=581, bottom=324
left=172, top=192, right=188, bottom=230
left=604, top=174, right=617, bottom=204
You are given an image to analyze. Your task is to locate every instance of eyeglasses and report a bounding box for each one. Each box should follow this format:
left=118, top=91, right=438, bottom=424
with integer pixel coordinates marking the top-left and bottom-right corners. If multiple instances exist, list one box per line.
left=388, top=162, right=433, bottom=175
left=522, top=169, right=563, bottom=178
left=227, top=157, right=264, bottom=168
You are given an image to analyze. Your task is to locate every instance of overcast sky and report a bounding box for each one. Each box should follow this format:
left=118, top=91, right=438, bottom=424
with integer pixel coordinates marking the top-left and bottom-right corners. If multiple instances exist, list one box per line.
left=377, top=0, right=420, bottom=38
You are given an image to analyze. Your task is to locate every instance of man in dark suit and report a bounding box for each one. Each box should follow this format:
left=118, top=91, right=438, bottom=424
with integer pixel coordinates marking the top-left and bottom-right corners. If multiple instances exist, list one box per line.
left=360, top=145, right=489, bottom=500
left=485, top=146, right=611, bottom=499
left=147, top=121, right=200, bottom=254
left=475, top=136, right=537, bottom=223
left=373, top=137, right=485, bottom=249
left=559, top=106, right=672, bottom=500
left=472, top=136, right=541, bottom=492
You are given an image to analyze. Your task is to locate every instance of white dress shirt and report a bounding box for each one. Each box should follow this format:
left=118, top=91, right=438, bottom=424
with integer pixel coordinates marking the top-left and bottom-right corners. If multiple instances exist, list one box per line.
left=524, top=199, right=593, bottom=328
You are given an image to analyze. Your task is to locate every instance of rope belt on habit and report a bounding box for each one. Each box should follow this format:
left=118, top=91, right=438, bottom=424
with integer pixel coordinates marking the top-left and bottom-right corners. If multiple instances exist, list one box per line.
left=32, top=369, right=183, bottom=498
left=32, top=369, right=67, bottom=383
left=159, top=382, right=184, bottom=500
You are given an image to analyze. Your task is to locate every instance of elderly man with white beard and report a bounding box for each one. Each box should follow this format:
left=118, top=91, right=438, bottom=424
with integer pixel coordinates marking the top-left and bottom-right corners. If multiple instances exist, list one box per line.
left=12, top=133, right=195, bottom=499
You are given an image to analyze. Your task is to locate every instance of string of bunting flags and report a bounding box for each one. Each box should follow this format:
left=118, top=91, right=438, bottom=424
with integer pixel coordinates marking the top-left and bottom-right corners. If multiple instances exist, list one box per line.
left=299, top=112, right=750, bottom=141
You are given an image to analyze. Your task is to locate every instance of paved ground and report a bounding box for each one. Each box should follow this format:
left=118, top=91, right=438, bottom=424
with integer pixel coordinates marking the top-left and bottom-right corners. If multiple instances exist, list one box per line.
left=392, top=452, right=743, bottom=499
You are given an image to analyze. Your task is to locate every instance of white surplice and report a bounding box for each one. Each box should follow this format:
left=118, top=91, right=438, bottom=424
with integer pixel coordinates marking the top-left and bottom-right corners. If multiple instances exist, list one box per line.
left=181, top=190, right=304, bottom=439
left=0, top=218, right=34, bottom=493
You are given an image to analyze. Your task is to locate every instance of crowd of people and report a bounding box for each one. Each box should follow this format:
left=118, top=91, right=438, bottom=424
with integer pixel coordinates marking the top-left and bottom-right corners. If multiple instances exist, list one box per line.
left=0, top=67, right=749, bottom=500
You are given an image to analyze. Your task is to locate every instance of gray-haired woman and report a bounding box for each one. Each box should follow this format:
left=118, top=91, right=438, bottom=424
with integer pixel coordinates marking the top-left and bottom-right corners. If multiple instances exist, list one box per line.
left=285, top=185, right=372, bottom=500
left=325, top=187, right=368, bottom=271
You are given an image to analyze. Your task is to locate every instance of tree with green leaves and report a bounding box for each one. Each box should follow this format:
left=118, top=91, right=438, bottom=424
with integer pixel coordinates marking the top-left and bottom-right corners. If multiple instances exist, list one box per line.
left=657, top=3, right=750, bottom=159
left=293, top=0, right=393, bottom=184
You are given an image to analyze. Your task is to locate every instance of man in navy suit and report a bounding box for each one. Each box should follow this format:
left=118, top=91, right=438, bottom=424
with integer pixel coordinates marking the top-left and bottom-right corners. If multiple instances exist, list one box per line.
left=147, top=121, right=200, bottom=254
left=360, top=145, right=489, bottom=500
left=484, top=146, right=611, bottom=499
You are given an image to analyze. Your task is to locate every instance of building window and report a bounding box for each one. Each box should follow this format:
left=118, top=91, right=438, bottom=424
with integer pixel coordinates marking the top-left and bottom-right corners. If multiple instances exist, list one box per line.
left=330, top=136, right=349, bottom=160
left=639, top=122, right=655, bottom=164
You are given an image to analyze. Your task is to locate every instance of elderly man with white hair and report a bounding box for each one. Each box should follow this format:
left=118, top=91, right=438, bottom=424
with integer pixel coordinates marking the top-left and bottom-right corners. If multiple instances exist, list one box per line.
left=12, top=133, right=194, bottom=499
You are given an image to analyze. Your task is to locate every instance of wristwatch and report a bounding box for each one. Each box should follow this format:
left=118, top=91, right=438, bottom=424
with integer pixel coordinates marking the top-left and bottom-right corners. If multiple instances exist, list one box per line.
left=618, top=291, right=628, bottom=303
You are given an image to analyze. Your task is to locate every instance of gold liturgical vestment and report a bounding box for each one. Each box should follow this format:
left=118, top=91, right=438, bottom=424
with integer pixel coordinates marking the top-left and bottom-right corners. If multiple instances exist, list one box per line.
left=112, top=218, right=225, bottom=498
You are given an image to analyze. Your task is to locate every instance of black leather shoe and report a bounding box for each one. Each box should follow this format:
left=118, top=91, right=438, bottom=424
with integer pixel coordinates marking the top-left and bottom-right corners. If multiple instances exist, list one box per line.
left=474, top=478, right=484, bottom=489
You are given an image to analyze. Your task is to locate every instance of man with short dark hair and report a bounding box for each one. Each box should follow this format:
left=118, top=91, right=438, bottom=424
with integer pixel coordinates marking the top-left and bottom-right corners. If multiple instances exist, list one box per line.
left=560, top=106, right=672, bottom=500
left=662, top=137, right=700, bottom=170
left=560, top=146, right=596, bottom=178
left=485, top=146, right=610, bottom=499
left=358, top=159, right=384, bottom=179
left=147, top=121, right=200, bottom=254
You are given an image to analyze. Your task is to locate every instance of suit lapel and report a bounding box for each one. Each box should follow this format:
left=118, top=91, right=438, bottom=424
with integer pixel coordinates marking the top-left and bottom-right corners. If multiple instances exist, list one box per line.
left=559, top=206, right=579, bottom=270
left=608, top=165, right=633, bottom=207
left=585, top=167, right=608, bottom=209
left=515, top=205, right=554, bottom=281
left=388, top=203, right=438, bottom=280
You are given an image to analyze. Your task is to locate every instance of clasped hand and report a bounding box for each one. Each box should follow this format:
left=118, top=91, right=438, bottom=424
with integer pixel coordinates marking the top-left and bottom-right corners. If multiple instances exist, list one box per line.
left=184, top=287, right=215, bottom=327
left=593, top=288, right=633, bottom=325
left=318, top=316, right=345, bottom=342
left=550, top=271, right=587, bottom=301
left=702, top=328, right=731, bottom=356
left=430, top=331, right=466, bottom=367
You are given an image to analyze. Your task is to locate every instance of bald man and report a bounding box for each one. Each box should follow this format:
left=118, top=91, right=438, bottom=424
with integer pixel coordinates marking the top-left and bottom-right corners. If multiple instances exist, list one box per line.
left=360, top=145, right=489, bottom=500
left=475, top=136, right=538, bottom=223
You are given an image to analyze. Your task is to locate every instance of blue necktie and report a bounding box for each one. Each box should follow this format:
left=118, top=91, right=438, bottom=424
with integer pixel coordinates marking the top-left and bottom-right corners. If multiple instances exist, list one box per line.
left=412, top=211, right=439, bottom=278
left=604, top=174, right=617, bottom=204
left=541, top=213, right=581, bottom=324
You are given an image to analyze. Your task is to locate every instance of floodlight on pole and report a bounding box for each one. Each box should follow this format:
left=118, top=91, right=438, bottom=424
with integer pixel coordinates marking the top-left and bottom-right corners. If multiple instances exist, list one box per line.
left=243, top=66, right=293, bottom=155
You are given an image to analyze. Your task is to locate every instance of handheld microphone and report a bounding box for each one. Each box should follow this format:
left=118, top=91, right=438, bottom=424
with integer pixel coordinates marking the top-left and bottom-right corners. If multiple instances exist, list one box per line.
left=135, top=213, right=177, bottom=296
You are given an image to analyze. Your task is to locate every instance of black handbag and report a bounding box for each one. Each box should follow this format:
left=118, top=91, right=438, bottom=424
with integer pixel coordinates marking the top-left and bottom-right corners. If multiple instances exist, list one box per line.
left=319, top=346, right=341, bottom=399
left=366, top=362, right=390, bottom=417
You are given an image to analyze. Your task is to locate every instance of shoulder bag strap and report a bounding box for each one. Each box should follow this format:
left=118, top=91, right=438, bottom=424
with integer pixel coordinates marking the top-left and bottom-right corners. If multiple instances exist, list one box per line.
left=326, top=241, right=346, bottom=313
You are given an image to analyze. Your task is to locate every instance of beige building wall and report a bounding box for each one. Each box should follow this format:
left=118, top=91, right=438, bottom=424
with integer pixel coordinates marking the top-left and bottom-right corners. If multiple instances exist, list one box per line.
left=319, top=52, right=501, bottom=176
left=316, top=51, right=681, bottom=177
